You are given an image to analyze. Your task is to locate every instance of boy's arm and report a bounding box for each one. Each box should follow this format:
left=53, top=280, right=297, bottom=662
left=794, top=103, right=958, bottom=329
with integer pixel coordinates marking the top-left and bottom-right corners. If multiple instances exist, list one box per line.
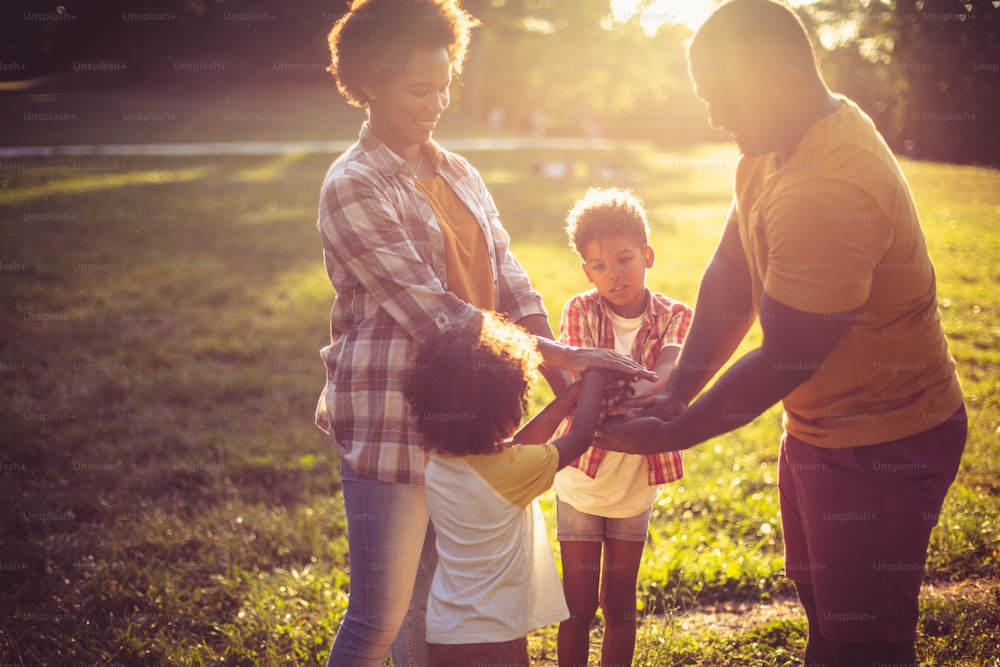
left=550, top=371, right=607, bottom=469
left=627, top=345, right=680, bottom=398
left=510, top=380, right=582, bottom=445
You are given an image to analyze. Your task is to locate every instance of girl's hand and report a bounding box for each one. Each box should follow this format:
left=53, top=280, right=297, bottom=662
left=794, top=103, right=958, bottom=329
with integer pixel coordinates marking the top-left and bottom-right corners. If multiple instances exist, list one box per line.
left=600, top=378, right=634, bottom=415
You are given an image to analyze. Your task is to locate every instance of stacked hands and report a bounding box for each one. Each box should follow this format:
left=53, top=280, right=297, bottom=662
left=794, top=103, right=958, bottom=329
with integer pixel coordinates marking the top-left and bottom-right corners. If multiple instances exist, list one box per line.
left=561, top=348, right=684, bottom=454
left=560, top=348, right=687, bottom=454
left=597, top=393, right=688, bottom=454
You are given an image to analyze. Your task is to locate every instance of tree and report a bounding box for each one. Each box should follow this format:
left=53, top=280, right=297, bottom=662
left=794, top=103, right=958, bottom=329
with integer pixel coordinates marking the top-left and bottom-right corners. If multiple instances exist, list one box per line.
left=804, top=0, right=1000, bottom=164
left=459, top=0, right=714, bottom=142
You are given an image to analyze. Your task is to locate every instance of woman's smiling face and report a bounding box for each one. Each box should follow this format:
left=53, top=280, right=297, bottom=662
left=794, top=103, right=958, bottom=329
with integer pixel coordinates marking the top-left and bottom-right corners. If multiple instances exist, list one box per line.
left=366, top=47, right=452, bottom=158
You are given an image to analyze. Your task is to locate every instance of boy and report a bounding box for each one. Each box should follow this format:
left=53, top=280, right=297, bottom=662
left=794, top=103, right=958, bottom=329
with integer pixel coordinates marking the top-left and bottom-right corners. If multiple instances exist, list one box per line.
left=554, top=187, right=692, bottom=667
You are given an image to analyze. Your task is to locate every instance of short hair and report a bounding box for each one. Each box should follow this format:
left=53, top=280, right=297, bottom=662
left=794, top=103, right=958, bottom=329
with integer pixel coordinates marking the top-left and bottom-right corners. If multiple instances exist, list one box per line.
left=688, top=0, right=819, bottom=77
left=565, top=187, right=650, bottom=257
left=404, top=312, right=542, bottom=456
left=327, top=0, right=480, bottom=107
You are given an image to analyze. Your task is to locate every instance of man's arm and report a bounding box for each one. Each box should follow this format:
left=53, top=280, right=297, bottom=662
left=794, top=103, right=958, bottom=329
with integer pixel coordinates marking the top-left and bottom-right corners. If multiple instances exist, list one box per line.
left=654, top=215, right=755, bottom=415
left=598, top=292, right=851, bottom=453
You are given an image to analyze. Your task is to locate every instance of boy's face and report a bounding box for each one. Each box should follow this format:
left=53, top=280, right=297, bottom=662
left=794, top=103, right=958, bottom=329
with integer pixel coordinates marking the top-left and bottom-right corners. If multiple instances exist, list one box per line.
left=580, top=235, right=654, bottom=318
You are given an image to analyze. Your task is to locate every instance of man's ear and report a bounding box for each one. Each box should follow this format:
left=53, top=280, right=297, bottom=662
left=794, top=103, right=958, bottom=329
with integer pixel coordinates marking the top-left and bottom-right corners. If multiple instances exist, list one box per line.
left=644, top=244, right=655, bottom=269
left=581, top=261, right=595, bottom=284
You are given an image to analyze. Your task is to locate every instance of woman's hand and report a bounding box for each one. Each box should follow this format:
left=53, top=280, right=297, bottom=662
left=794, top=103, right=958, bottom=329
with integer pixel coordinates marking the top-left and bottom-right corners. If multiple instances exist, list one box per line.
left=566, top=347, right=657, bottom=382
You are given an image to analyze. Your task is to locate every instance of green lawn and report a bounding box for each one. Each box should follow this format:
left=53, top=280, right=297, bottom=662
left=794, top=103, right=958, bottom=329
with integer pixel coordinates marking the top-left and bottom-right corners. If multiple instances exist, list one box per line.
left=0, top=142, right=997, bottom=665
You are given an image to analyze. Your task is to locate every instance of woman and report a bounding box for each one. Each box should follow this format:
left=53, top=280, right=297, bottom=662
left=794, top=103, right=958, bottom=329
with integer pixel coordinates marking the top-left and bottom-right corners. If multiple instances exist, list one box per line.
left=316, top=1, right=652, bottom=665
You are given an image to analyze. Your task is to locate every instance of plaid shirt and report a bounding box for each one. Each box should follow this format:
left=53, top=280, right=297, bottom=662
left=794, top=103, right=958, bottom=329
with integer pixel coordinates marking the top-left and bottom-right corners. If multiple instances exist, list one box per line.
left=559, top=288, right=692, bottom=484
left=315, top=124, right=547, bottom=486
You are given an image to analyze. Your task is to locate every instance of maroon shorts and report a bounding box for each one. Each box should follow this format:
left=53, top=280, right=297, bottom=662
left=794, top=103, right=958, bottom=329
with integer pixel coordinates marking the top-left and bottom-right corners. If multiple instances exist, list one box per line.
left=428, top=637, right=529, bottom=667
left=778, top=405, right=966, bottom=643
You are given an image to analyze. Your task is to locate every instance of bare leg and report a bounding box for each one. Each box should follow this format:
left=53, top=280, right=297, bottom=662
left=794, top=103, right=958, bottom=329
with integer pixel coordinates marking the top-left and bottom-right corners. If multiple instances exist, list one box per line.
left=598, top=538, right=644, bottom=667
left=558, top=541, right=602, bottom=667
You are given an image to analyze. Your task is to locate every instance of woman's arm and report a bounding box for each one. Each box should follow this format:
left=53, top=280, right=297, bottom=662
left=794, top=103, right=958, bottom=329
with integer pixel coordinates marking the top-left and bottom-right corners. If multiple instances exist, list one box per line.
left=517, top=314, right=572, bottom=395
left=535, top=333, right=655, bottom=382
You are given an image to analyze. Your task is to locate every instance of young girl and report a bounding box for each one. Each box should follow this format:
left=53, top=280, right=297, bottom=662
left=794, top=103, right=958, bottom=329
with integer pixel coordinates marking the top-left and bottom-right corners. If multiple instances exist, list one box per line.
left=554, top=188, right=692, bottom=667
left=403, top=312, right=642, bottom=667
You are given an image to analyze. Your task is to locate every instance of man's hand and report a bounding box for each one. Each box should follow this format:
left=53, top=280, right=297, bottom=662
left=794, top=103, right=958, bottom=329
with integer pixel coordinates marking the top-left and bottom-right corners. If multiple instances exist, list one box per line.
left=607, top=392, right=688, bottom=420
left=593, top=415, right=681, bottom=455
left=637, top=393, right=688, bottom=421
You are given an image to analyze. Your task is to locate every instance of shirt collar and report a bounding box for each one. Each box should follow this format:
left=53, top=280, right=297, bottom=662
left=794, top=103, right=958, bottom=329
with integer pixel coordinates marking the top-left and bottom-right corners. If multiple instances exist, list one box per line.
left=588, top=286, right=659, bottom=322
left=357, top=122, right=448, bottom=179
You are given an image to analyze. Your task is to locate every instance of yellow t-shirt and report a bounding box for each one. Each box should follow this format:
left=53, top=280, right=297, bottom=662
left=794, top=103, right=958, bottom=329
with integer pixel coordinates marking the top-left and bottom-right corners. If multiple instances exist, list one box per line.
left=461, top=443, right=560, bottom=508
left=414, top=175, right=496, bottom=311
left=733, top=98, right=963, bottom=448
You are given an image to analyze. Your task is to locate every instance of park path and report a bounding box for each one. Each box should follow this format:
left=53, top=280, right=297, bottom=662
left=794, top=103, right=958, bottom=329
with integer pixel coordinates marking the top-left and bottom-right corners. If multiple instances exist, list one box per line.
left=531, top=578, right=998, bottom=666
left=660, top=577, right=995, bottom=636
left=0, top=136, right=649, bottom=158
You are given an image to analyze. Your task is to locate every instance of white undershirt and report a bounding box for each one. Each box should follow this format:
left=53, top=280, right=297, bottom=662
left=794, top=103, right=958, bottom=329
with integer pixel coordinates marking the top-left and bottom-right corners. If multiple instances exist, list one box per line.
left=553, top=309, right=662, bottom=518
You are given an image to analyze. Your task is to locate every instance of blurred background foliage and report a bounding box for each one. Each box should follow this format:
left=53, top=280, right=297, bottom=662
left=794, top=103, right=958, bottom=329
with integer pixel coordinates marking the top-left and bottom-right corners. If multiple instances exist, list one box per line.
left=2, top=0, right=998, bottom=163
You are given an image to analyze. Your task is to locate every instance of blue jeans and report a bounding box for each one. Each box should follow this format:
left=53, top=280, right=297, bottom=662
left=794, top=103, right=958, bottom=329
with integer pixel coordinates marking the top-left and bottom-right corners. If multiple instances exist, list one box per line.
left=327, top=461, right=437, bottom=666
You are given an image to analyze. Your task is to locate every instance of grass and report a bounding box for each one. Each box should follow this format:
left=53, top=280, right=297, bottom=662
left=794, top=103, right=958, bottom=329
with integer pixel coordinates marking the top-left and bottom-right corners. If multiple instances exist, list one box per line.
left=0, top=139, right=998, bottom=665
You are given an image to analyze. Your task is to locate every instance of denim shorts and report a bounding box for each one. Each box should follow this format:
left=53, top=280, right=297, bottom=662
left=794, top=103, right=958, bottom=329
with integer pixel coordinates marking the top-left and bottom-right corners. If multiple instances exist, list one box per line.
left=555, top=497, right=652, bottom=543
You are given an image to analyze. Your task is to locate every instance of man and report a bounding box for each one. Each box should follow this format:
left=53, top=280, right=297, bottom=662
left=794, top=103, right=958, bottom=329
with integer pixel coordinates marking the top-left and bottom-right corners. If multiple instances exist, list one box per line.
left=598, top=1, right=967, bottom=665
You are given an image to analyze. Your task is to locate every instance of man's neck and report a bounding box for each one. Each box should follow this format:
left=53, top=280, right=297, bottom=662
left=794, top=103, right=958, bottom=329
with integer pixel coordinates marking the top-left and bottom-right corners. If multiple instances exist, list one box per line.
left=777, top=89, right=842, bottom=167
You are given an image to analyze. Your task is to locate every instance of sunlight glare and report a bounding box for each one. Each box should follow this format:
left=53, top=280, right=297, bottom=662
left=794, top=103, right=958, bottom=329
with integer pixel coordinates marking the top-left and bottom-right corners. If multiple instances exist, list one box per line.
left=610, top=0, right=716, bottom=33
left=610, top=0, right=821, bottom=35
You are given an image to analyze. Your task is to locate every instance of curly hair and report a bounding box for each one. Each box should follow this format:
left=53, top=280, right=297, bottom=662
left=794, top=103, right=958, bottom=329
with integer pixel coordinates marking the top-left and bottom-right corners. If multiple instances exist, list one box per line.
left=565, top=187, right=650, bottom=257
left=327, top=0, right=480, bottom=107
left=404, top=312, right=542, bottom=456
